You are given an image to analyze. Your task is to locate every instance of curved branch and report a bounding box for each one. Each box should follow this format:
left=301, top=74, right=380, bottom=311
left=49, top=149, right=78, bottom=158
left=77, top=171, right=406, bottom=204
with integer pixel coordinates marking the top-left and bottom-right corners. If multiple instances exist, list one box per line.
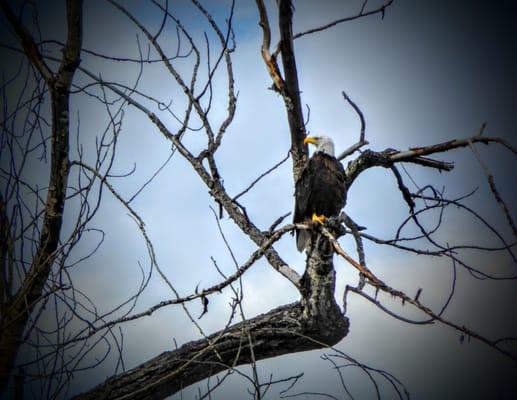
left=337, top=90, right=368, bottom=160
left=74, top=301, right=348, bottom=399
left=0, top=0, right=54, bottom=83
left=469, top=141, right=516, bottom=237
left=255, top=0, right=285, bottom=92
left=256, top=0, right=307, bottom=178
left=344, top=133, right=512, bottom=186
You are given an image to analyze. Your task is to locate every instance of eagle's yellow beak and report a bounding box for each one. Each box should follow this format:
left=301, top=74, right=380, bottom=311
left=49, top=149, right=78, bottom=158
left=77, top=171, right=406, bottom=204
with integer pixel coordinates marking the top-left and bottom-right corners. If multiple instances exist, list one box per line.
left=304, top=137, right=318, bottom=145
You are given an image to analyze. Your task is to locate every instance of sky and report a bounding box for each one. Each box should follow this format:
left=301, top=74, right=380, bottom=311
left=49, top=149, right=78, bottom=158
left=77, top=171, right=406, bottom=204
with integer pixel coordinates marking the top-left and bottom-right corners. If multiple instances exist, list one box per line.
left=1, top=0, right=517, bottom=399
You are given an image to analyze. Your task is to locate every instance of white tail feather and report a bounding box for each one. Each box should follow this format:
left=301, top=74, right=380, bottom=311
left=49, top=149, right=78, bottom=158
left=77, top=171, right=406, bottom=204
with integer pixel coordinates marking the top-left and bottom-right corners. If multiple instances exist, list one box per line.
left=296, top=230, right=310, bottom=252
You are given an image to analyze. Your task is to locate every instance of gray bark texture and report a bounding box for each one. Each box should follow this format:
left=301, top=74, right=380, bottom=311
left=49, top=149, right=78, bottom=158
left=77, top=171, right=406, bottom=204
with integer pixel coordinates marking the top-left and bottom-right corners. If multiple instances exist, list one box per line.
left=0, top=0, right=82, bottom=392
left=74, top=237, right=348, bottom=399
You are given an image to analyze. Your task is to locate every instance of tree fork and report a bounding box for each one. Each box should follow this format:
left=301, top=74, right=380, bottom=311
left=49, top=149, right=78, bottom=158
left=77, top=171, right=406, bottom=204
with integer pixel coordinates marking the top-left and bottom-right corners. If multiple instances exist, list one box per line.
left=278, top=0, right=308, bottom=180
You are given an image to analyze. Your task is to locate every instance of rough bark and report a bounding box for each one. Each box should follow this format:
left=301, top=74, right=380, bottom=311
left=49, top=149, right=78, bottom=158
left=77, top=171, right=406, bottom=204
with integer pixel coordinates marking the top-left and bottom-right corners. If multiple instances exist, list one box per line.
left=0, top=0, right=82, bottom=392
left=74, top=304, right=348, bottom=400
left=74, top=233, right=347, bottom=400
left=278, top=0, right=308, bottom=180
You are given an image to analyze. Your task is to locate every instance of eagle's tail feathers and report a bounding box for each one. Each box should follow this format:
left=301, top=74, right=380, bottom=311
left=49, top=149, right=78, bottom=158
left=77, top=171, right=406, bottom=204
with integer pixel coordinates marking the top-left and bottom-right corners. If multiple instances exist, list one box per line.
left=296, top=229, right=310, bottom=252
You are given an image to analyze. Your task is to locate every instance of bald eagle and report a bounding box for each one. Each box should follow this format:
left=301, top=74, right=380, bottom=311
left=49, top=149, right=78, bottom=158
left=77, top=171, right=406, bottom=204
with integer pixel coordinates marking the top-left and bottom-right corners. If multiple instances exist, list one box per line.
left=294, top=136, right=346, bottom=251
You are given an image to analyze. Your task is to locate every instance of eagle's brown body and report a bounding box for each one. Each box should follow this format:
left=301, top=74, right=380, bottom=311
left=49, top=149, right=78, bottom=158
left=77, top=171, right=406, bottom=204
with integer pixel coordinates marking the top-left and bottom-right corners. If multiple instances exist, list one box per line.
left=294, top=151, right=346, bottom=251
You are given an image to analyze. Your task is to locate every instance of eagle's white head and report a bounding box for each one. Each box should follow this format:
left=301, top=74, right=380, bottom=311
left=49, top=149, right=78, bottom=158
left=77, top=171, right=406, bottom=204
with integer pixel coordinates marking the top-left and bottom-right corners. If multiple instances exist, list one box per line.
left=304, top=135, right=335, bottom=157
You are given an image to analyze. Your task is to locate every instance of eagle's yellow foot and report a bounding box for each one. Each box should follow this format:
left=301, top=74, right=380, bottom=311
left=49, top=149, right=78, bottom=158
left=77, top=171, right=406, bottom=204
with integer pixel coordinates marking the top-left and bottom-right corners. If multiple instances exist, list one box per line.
left=312, top=213, right=327, bottom=225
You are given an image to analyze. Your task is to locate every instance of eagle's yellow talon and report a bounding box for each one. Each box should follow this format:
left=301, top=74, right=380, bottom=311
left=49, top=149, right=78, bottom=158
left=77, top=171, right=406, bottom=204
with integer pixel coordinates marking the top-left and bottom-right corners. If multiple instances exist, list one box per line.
left=312, top=213, right=327, bottom=225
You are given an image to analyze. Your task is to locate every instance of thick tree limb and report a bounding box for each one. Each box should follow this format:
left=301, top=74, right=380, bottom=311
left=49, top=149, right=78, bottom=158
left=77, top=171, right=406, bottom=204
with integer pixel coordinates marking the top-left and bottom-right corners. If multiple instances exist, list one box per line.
left=389, top=135, right=515, bottom=160
left=277, top=0, right=307, bottom=179
left=0, top=0, right=83, bottom=392
left=256, top=0, right=307, bottom=179
left=74, top=231, right=349, bottom=399
left=73, top=302, right=348, bottom=400
left=344, top=134, right=509, bottom=186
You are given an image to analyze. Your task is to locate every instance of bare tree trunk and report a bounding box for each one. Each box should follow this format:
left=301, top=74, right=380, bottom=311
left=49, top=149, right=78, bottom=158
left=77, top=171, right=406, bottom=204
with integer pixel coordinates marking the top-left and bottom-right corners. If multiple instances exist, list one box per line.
left=73, top=237, right=348, bottom=400
left=278, top=0, right=307, bottom=179
left=0, top=0, right=82, bottom=392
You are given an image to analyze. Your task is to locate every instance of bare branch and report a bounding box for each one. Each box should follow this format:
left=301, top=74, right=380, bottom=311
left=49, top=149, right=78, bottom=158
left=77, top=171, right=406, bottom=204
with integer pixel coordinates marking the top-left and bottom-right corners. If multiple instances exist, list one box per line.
left=0, top=0, right=83, bottom=391
left=67, top=223, right=301, bottom=342
left=255, top=0, right=285, bottom=93
left=469, top=141, right=516, bottom=237
left=324, top=225, right=517, bottom=363
left=277, top=0, right=308, bottom=179
left=345, top=133, right=512, bottom=186
left=292, top=0, right=394, bottom=41
left=272, top=0, right=395, bottom=58
left=233, top=151, right=290, bottom=201
left=0, top=0, right=54, bottom=83
left=389, top=134, right=514, bottom=161
left=73, top=301, right=349, bottom=400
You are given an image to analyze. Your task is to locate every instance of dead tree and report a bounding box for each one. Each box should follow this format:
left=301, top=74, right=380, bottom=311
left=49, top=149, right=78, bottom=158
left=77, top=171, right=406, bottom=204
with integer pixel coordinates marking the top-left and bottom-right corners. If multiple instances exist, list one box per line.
left=1, top=1, right=515, bottom=399
left=0, top=0, right=83, bottom=394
